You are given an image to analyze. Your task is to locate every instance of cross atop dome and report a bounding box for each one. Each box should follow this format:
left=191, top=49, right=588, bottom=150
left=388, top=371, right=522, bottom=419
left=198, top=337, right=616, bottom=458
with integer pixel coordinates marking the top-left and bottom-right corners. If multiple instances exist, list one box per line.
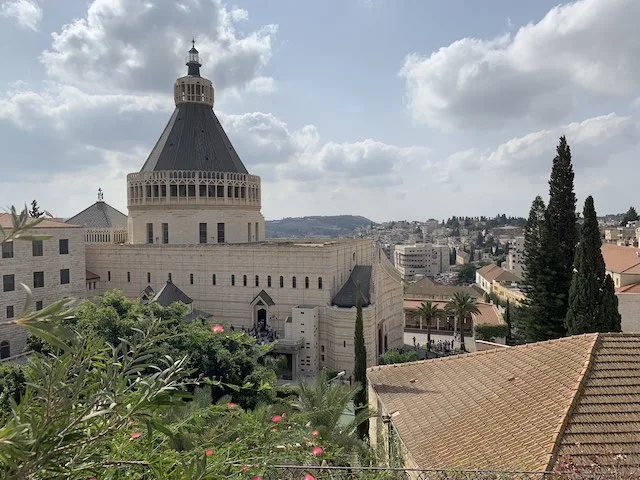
left=186, top=38, right=201, bottom=76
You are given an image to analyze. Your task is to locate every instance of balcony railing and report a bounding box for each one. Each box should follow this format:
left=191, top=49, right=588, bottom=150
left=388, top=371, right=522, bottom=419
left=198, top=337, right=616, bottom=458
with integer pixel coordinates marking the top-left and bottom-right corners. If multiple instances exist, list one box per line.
left=254, top=466, right=619, bottom=479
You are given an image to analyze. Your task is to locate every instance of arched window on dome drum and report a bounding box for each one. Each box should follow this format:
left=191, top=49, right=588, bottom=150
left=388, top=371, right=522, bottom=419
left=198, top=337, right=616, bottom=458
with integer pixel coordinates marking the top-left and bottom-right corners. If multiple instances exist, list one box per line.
left=0, top=341, right=9, bottom=359
left=292, top=276, right=297, bottom=289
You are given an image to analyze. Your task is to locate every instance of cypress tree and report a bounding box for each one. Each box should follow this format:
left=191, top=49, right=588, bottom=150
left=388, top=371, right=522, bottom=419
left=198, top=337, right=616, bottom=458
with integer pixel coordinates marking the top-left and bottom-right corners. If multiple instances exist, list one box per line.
left=600, top=274, right=622, bottom=332
left=521, top=196, right=563, bottom=341
left=545, top=135, right=577, bottom=335
left=353, top=282, right=368, bottom=440
left=504, top=300, right=512, bottom=345
left=566, top=196, right=605, bottom=335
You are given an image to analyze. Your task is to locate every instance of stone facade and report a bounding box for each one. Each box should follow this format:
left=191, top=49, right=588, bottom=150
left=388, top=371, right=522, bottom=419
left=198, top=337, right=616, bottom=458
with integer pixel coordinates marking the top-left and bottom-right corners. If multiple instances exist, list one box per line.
left=0, top=219, right=86, bottom=357
left=393, top=243, right=450, bottom=280
left=85, top=238, right=404, bottom=377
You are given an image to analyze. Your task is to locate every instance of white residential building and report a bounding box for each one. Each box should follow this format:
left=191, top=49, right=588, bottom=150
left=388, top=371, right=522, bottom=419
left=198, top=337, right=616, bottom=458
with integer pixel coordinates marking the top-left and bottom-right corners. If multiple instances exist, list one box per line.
left=507, top=236, right=525, bottom=279
left=393, top=243, right=450, bottom=280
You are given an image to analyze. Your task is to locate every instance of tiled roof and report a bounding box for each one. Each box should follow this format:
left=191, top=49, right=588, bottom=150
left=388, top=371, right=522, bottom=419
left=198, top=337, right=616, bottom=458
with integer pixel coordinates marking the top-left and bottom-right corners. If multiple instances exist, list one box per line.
left=404, top=278, right=482, bottom=299
left=65, top=201, right=127, bottom=229
left=251, top=289, right=275, bottom=306
left=477, top=263, right=499, bottom=277
left=85, top=270, right=100, bottom=281
left=368, top=334, right=640, bottom=472
left=404, top=299, right=504, bottom=326
left=617, top=282, right=640, bottom=294
left=331, top=265, right=372, bottom=308
left=602, top=244, right=640, bottom=275
left=140, top=103, right=249, bottom=174
left=0, top=213, right=80, bottom=229
left=554, top=335, right=640, bottom=472
left=152, top=280, right=193, bottom=307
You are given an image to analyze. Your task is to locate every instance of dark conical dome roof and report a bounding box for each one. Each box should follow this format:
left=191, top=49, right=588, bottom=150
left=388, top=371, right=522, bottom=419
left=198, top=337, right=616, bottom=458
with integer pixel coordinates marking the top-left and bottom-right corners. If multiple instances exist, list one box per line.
left=140, top=103, right=248, bottom=173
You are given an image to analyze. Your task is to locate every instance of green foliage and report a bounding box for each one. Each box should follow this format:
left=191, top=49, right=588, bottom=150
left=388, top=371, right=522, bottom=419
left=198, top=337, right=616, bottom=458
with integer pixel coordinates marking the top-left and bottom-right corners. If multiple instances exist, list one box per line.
left=29, top=200, right=43, bottom=218
left=619, top=206, right=639, bottom=226
left=446, top=292, right=480, bottom=353
left=457, top=263, right=476, bottom=283
left=544, top=135, right=577, bottom=337
left=566, top=197, right=622, bottom=335
left=410, top=301, right=446, bottom=350
left=378, top=349, right=420, bottom=365
left=521, top=195, right=566, bottom=342
left=474, top=324, right=509, bottom=341
left=353, top=282, right=368, bottom=440
left=504, top=300, right=513, bottom=345
left=0, top=364, right=25, bottom=422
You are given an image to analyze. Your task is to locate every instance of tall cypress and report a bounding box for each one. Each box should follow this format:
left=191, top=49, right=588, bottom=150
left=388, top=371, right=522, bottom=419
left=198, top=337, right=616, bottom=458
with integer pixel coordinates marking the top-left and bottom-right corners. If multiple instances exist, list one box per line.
left=545, top=135, right=577, bottom=335
left=353, top=282, right=368, bottom=440
left=600, top=274, right=622, bottom=332
left=566, top=196, right=605, bottom=335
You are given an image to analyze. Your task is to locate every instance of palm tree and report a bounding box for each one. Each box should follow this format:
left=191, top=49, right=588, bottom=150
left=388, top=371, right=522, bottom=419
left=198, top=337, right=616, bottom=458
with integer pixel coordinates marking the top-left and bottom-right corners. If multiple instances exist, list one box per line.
left=446, top=292, right=480, bottom=352
left=293, top=372, right=371, bottom=458
left=410, top=301, right=446, bottom=351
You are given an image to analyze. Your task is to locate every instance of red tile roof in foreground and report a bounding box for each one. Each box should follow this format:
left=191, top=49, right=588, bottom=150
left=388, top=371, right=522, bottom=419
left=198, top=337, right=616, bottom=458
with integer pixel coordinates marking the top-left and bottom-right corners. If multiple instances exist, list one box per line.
left=368, top=334, right=640, bottom=473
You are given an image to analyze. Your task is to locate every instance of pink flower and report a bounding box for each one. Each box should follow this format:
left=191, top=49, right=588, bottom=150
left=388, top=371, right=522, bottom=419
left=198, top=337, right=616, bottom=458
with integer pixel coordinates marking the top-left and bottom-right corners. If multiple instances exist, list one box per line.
left=281, top=412, right=286, bottom=418
left=228, top=402, right=237, bottom=409
left=311, top=430, right=319, bottom=437
left=205, top=449, right=213, bottom=457
left=130, top=432, right=141, bottom=440
left=271, top=414, right=282, bottom=423
left=304, top=474, right=316, bottom=480
left=212, top=324, right=224, bottom=334
left=311, top=446, right=324, bottom=456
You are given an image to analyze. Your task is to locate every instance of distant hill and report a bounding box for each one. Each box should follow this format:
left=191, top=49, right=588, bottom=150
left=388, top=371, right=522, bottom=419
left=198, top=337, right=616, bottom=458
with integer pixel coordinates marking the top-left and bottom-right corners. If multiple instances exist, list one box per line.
left=265, top=215, right=375, bottom=238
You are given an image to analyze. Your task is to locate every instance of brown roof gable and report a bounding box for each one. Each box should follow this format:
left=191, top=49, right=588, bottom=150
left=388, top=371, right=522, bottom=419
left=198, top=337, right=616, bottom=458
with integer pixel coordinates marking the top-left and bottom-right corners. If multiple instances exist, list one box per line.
left=477, top=263, right=499, bottom=276
left=368, top=333, right=640, bottom=472
left=0, top=213, right=80, bottom=229
left=602, top=244, right=640, bottom=275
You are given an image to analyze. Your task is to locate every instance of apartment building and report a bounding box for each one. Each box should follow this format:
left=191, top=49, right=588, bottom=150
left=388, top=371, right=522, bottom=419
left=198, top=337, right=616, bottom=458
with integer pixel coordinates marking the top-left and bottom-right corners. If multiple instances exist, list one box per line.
left=393, top=243, right=450, bottom=280
left=0, top=215, right=86, bottom=358
left=601, top=244, right=640, bottom=332
left=604, top=226, right=637, bottom=246
left=506, top=236, right=525, bottom=279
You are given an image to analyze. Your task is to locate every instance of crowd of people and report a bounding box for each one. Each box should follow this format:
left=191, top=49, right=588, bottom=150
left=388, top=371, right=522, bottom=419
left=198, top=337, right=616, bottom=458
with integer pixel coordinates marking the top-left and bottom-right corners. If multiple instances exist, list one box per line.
left=231, top=320, right=278, bottom=345
left=412, top=335, right=458, bottom=354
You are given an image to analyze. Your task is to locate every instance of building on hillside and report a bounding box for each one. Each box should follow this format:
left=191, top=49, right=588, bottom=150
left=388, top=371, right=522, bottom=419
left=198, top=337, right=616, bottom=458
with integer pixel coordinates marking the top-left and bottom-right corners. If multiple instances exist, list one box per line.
left=506, top=236, right=524, bottom=278
left=601, top=244, right=640, bottom=332
left=368, top=333, right=640, bottom=473
left=64, top=43, right=404, bottom=379
left=475, top=263, right=521, bottom=295
left=393, top=243, right=450, bottom=280
left=455, top=250, right=469, bottom=265
left=604, top=226, right=637, bottom=246
left=0, top=215, right=86, bottom=358
left=491, top=280, right=526, bottom=306
left=66, top=189, right=128, bottom=244
left=404, top=277, right=482, bottom=302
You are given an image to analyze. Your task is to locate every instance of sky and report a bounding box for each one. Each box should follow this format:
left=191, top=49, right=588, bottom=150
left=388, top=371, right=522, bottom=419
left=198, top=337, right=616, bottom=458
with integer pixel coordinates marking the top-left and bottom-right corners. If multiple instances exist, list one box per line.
left=1, top=0, right=639, bottom=223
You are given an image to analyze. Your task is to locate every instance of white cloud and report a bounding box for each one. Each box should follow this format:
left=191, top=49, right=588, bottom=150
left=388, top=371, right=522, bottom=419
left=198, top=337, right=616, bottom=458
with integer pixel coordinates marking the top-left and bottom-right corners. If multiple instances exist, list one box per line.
left=40, top=0, right=276, bottom=96
left=438, top=113, right=640, bottom=184
left=400, top=0, right=640, bottom=130
left=0, top=0, right=41, bottom=31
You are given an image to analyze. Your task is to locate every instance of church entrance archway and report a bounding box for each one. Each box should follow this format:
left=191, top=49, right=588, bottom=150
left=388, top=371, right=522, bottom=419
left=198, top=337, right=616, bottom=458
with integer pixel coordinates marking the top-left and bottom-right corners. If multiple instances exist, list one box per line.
left=257, top=308, right=267, bottom=330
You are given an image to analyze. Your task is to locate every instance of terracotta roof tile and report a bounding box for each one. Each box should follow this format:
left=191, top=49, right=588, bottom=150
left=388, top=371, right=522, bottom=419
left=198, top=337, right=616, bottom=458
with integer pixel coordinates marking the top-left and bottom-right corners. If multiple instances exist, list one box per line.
left=617, top=282, right=640, bottom=294
left=602, top=244, right=640, bottom=274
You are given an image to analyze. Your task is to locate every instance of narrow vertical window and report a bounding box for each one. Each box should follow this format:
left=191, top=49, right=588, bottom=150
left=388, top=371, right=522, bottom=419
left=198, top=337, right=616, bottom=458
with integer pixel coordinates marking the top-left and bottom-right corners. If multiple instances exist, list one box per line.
left=217, top=223, right=225, bottom=243
left=1, top=241, right=13, bottom=258
left=59, top=239, right=69, bottom=254
left=255, top=275, right=259, bottom=287
left=212, top=274, right=216, bottom=285
left=127, top=272, right=131, bottom=283
left=6, top=306, right=14, bottom=319
left=231, top=274, right=235, bottom=286
left=60, top=269, right=70, bottom=285
left=292, top=276, right=297, bottom=289
left=318, top=277, right=323, bottom=289
left=108, top=271, right=111, bottom=282
left=243, top=275, right=247, bottom=286
left=248, top=222, right=252, bottom=241
left=199, top=223, right=208, bottom=244
left=32, top=240, right=43, bottom=256
left=147, top=272, right=151, bottom=283
left=267, top=275, right=272, bottom=288
left=35, top=301, right=43, bottom=310
left=305, top=276, right=309, bottom=289
left=162, top=223, right=169, bottom=244
left=255, top=222, right=259, bottom=241
left=190, top=273, right=194, bottom=285
left=168, top=273, right=172, bottom=282
left=147, top=223, right=154, bottom=244
left=279, top=276, right=284, bottom=288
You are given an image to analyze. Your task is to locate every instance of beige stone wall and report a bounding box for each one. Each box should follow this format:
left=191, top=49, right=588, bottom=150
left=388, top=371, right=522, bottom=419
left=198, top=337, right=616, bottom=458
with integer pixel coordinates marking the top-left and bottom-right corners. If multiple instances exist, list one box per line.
left=618, top=293, right=640, bottom=333
left=85, top=239, right=403, bottom=377
left=128, top=206, right=265, bottom=245
left=0, top=226, right=86, bottom=356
